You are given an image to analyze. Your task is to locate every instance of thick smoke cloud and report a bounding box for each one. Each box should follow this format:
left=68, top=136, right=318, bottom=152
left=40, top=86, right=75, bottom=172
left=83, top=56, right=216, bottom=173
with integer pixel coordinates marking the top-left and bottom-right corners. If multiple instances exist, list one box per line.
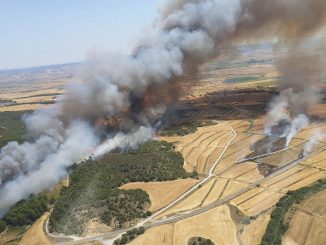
left=264, top=43, right=325, bottom=142
left=1, top=0, right=326, bottom=215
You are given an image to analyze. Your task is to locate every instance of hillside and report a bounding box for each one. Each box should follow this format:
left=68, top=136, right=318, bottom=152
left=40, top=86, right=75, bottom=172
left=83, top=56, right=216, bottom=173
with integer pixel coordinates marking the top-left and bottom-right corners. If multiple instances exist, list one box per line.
left=49, top=141, right=193, bottom=236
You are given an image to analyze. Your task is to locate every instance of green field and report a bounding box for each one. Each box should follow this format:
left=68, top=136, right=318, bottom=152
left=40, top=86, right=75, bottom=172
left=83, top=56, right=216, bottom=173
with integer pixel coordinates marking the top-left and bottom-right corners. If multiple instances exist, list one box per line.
left=224, top=76, right=262, bottom=84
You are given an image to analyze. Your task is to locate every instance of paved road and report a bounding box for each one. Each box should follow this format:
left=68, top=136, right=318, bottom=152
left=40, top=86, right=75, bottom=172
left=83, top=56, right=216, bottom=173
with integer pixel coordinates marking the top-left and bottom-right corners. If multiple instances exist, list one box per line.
left=55, top=125, right=325, bottom=245
left=55, top=122, right=237, bottom=245
left=139, top=122, right=237, bottom=225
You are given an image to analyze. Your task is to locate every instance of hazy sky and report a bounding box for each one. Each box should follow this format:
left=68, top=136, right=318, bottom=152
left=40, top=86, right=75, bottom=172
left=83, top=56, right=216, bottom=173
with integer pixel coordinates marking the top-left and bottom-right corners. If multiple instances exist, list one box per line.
left=0, top=0, right=162, bottom=70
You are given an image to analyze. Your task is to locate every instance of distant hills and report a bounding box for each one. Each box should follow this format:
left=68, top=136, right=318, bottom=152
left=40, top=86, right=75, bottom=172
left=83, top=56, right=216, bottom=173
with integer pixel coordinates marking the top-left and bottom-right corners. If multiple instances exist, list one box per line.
left=0, top=62, right=81, bottom=85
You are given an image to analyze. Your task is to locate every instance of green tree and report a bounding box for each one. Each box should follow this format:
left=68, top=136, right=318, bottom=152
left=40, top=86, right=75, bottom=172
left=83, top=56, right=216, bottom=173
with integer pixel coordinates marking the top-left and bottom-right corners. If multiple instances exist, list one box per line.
left=0, top=220, right=6, bottom=233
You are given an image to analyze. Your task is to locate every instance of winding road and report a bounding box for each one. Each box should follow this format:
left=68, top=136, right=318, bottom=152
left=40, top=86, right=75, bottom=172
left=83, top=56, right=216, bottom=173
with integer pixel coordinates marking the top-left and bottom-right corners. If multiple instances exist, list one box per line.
left=53, top=122, right=321, bottom=245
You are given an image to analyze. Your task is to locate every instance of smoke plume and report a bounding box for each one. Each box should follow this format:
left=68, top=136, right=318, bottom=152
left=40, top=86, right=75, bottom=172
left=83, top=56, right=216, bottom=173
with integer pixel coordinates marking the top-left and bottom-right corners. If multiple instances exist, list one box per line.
left=304, top=130, right=326, bottom=156
left=264, top=41, right=325, bottom=144
left=1, top=0, right=326, bottom=215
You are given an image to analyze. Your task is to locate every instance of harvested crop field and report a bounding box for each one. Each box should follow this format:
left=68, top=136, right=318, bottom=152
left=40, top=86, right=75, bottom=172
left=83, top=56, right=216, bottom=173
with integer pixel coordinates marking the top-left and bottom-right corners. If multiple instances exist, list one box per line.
left=173, top=205, right=238, bottom=245
left=232, top=188, right=283, bottom=216
left=202, top=177, right=229, bottom=206
left=284, top=189, right=326, bottom=245
left=221, top=162, right=263, bottom=183
left=129, top=224, right=174, bottom=245
left=161, top=123, right=234, bottom=174
left=1, top=87, right=64, bottom=112
left=131, top=205, right=239, bottom=245
left=120, top=179, right=199, bottom=211
left=0, top=104, right=43, bottom=112
left=157, top=178, right=216, bottom=218
left=215, top=133, right=264, bottom=173
left=241, top=214, right=270, bottom=245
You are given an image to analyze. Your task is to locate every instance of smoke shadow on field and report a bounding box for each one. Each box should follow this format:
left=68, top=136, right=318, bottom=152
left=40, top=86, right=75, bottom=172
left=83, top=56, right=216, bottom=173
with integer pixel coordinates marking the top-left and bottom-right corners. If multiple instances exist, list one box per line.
left=163, top=87, right=277, bottom=125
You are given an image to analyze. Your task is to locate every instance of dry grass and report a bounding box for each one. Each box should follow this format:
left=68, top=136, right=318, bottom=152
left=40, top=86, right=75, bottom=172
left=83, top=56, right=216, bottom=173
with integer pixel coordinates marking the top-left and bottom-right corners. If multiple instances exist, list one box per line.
left=202, top=177, right=229, bottom=206
left=215, top=133, right=264, bottom=173
left=83, top=220, right=112, bottom=237
left=1, top=88, right=63, bottom=112
left=173, top=205, right=239, bottom=245
left=232, top=187, right=283, bottom=216
left=160, top=123, right=233, bottom=174
left=0, top=104, right=43, bottom=112
left=129, top=224, right=174, bottom=245
left=231, top=187, right=265, bottom=206
left=241, top=214, right=270, bottom=245
left=285, top=189, right=326, bottom=245
left=267, top=168, right=320, bottom=192
left=157, top=178, right=215, bottom=218
left=221, top=162, right=257, bottom=179
left=284, top=211, right=314, bottom=245
left=221, top=179, right=249, bottom=199
left=261, top=165, right=305, bottom=188
left=19, top=212, right=52, bottom=245
left=120, top=179, right=199, bottom=211
left=1, top=88, right=62, bottom=100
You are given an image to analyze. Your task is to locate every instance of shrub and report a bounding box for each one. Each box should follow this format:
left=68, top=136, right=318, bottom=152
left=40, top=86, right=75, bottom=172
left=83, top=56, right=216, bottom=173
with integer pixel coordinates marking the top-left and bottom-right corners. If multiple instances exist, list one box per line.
left=261, top=178, right=326, bottom=245
left=0, top=220, right=6, bottom=233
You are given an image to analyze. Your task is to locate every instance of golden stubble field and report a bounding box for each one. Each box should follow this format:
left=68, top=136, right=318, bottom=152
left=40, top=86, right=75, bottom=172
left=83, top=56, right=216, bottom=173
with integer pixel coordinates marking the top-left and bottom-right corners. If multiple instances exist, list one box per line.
left=120, top=179, right=199, bottom=212
left=284, top=189, right=326, bottom=245
left=130, top=205, right=239, bottom=245
left=128, top=116, right=326, bottom=245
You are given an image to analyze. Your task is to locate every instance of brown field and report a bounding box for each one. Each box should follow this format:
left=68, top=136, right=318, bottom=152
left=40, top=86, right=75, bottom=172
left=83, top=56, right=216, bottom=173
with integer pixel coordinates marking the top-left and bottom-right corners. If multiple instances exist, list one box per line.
left=215, top=133, right=265, bottom=173
left=0, top=104, right=43, bottom=112
left=0, top=227, right=26, bottom=245
left=221, top=162, right=258, bottom=179
left=19, top=212, right=51, bottom=245
left=284, top=189, right=326, bottom=245
left=120, top=179, right=199, bottom=211
left=234, top=188, right=283, bottom=216
left=157, top=178, right=216, bottom=218
left=1, top=88, right=63, bottom=100
left=241, top=214, right=270, bottom=245
left=261, top=165, right=305, bottom=187
left=131, top=205, right=239, bottom=245
left=231, top=187, right=265, bottom=206
left=1, top=87, right=63, bottom=112
left=220, top=179, right=249, bottom=198
left=173, top=205, right=238, bottom=245
left=202, top=177, right=229, bottom=206
left=295, top=123, right=326, bottom=140
left=161, top=123, right=233, bottom=174
left=129, top=224, right=174, bottom=245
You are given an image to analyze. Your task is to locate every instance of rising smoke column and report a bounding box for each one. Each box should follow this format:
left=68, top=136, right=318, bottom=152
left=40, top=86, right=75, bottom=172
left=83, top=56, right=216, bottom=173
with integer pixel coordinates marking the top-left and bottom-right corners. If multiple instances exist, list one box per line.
left=1, top=0, right=326, bottom=215
left=264, top=43, right=325, bottom=143
left=304, top=130, right=326, bottom=156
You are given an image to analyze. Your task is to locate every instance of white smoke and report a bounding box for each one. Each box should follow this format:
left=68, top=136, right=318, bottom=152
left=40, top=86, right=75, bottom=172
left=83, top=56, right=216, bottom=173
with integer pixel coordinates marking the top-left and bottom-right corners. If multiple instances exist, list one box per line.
left=304, top=130, right=326, bottom=156
left=286, top=114, right=309, bottom=147
left=93, top=126, right=154, bottom=158
left=0, top=121, right=99, bottom=216
left=1, top=0, right=326, bottom=215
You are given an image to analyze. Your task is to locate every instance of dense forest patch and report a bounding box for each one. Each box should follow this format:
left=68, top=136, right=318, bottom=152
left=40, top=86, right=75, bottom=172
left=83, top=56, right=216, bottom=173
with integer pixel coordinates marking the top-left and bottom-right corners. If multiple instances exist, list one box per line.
left=50, top=140, right=191, bottom=235
left=0, top=196, right=49, bottom=233
left=261, top=178, right=326, bottom=245
left=113, top=227, right=146, bottom=245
